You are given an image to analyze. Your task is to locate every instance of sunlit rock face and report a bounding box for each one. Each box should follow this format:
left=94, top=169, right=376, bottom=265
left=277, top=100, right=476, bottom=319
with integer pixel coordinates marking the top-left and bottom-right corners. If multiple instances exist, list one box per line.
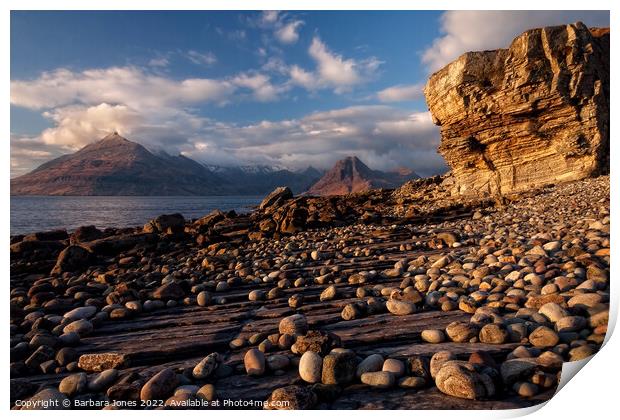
left=425, top=22, right=609, bottom=197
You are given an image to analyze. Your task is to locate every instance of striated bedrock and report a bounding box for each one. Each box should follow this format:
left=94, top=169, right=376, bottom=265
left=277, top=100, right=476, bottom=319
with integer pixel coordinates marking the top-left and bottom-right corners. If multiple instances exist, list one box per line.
left=424, top=22, right=609, bottom=197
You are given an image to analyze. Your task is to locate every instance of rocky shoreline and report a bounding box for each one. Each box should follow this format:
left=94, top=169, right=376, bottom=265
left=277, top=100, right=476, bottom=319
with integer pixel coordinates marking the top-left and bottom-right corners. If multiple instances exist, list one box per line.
left=9, top=21, right=611, bottom=411
left=10, top=174, right=610, bottom=409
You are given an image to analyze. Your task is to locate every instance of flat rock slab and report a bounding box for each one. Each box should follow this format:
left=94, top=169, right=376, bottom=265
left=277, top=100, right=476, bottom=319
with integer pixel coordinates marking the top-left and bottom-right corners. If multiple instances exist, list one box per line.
left=11, top=218, right=567, bottom=409
left=21, top=299, right=528, bottom=410
left=328, top=386, right=554, bottom=410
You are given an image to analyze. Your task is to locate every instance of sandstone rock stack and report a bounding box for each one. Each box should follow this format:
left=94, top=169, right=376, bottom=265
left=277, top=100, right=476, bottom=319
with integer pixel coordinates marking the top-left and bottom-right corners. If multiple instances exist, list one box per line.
left=425, top=22, right=609, bottom=197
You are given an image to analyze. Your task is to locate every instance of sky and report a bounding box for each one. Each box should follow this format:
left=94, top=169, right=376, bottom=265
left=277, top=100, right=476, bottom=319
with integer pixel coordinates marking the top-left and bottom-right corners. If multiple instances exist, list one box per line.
left=10, top=10, right=610, bottom=177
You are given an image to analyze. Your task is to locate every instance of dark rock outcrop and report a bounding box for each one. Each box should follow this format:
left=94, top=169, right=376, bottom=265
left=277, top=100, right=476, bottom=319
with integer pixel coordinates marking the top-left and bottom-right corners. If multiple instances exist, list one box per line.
left=143, top=213, right=185, bottom=235
left=259, top=186, right=293, bottom=211
left=50, top=245, right=93, bottom=275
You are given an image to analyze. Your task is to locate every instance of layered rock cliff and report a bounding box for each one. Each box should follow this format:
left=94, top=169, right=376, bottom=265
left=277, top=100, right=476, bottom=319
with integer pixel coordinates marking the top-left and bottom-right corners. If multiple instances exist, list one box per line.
left=425, top=22, right=609, bottom=196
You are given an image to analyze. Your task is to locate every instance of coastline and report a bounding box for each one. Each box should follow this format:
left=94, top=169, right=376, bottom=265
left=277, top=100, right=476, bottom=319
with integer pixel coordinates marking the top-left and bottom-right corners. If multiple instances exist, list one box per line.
left=10, top=175, right=610, bottom=409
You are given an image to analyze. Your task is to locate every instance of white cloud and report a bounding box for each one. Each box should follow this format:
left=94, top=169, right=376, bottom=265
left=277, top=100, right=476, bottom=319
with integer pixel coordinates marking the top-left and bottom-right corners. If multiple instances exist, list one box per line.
left=275, top=20, right=304, bottom=44
left=10, top=64, right=291, bottom=165
left=186, top=50, right=217, bottom=66
left=261, top=56, right=289, bottom=74
left=39, top=103, right=142, bottom=148
left=257, top=11, right=304, bottom=45
left=10, top=66, right=235, bottom=110
left=377, top=83, right=424, bottom=102
left=423, top=10, right=610, bottom=72
left=288, top=65, right=318, bottom=90
left=12, top=101, right=446, bottom=177
left=13, top=104, right=214, bottom=163
left=309, top=36, right=360, bottom=86
left=252, top=13, right=381, bottom=94
left=148, top=57, right=170, bottom=67
left=260, top=11, right=280, bottom=25
left=289, top=36, right=382, bottom=93
left=231, top=73, right=286, bottom=102
left=182, top=106, right=444, bottom=176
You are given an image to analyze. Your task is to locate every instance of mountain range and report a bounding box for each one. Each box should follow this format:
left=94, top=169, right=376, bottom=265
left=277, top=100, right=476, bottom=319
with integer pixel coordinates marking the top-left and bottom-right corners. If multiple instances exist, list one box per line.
left=10, top=133, right=417, bottom=196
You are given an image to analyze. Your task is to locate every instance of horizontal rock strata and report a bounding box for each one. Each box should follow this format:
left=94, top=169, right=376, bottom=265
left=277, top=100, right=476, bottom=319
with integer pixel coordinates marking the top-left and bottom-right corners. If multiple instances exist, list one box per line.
left=425, top=22, right=609, bottom=197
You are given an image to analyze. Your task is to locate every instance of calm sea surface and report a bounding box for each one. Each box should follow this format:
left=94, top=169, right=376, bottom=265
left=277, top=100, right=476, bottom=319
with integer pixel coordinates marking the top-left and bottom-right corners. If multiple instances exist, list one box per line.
left=10, top=196, right=263, bottom=236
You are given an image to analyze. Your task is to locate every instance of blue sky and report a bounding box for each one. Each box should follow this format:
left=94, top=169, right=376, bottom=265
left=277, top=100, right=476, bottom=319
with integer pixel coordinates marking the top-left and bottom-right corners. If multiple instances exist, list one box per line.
left=10, top=10, right=610, bottom=176
left=11, top=11, right=437, bottom=126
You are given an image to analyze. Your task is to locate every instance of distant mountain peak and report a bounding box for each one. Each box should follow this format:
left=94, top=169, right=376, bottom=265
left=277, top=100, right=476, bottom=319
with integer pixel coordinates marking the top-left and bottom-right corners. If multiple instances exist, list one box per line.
left=301, top=165, right=322, bottom=178
left=335, top=155, right=363, bottom=166
left=11, top=133, right=224, bottom=196
left=100, top=131, right=130, bottom=143
left=333, top=156, right=371, bottom=174
left=307, top=156, right=418, bottom=196
left=11, top=134, right=323, bottom=196
left=79, top=131, right=141, bottom=154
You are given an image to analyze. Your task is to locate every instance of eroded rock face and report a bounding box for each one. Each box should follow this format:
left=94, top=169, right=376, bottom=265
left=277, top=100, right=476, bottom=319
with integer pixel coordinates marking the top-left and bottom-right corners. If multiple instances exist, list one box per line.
left=425, top=22, right=609, bottom=197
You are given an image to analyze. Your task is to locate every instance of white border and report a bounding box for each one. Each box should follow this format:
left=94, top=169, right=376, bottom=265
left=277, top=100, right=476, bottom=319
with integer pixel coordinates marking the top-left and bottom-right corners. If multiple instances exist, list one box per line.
left=2, top=1, right=616, bottom=419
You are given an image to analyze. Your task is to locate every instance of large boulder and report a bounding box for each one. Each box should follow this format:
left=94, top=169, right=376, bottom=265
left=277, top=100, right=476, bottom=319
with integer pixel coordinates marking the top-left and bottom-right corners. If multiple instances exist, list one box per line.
left=435, top=361, right=496, bottom=400
left=265, top=385, right=317, bottom=410
left=10, top=239, right=65, bottom=259
left=63, top=306, right=97, bottom=322
left=192, top=353, right=220, bottom=379
left=259, top=186, right=293, bottom=211
left=78, top=353, right=127, bottom=372
left=500, top=358, right=538, bottom=385
left=23, top=229, right=68, bottom=242
left=50, top=245, right=92, bottom=275
left=70, top=225, right=102, bottom=244
left=279, top=314, right=308, bottom=336
left=152, top=282, right=185, bottom=301
left=294, top=330, right=341, bottom=355
left=59, top=373, right=88, bottom=397
left=445, top=321, right=479, bottom=343
left=299, top=351, right=323, bottom=383
left=279, top=206, right=309, bottom=234
left=193, top=210, right=226, bottom=231
left=143, top=213, right=185, bottom=234
left=425, top=23, right=609, bottom=196
left=321, top=351, right=357, bottom=385
left=81, top=233, right=158, bottom=255
left=140, top=368, right=179, bottom=401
